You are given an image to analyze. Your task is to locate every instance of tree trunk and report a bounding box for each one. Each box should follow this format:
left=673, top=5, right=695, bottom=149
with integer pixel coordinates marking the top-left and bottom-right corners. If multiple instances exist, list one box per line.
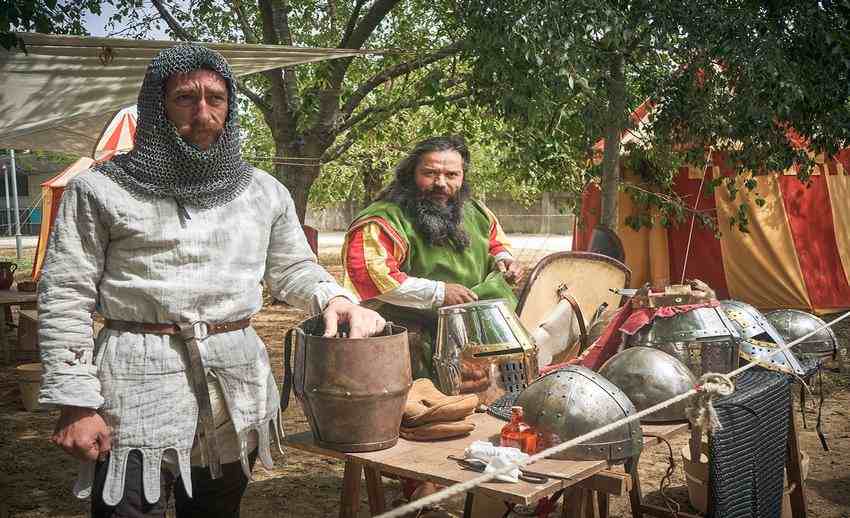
left=361, top=156, right=384, bottom=208
left=599, top=52, right=626, bottom=230
left=276, top=159, right=321, bottom=224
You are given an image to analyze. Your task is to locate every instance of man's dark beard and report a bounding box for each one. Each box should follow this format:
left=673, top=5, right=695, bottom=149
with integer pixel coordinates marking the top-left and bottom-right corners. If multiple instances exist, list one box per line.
left=386, top=185, right=470, bottom=250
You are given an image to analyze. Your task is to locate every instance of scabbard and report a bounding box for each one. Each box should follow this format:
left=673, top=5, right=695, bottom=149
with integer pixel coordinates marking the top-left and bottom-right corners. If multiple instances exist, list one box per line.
left=178, top=322, right=223, bottom=479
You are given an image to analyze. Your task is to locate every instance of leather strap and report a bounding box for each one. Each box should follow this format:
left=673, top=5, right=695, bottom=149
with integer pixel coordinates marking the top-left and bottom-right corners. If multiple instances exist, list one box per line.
left=556, top=284, right=588, bottom=352
left=105, top=318, right=251, bottom=336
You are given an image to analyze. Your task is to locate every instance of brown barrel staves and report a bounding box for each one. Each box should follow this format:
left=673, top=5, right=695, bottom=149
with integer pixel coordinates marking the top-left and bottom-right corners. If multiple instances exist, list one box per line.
left=282, top=316, right=411, bottom=452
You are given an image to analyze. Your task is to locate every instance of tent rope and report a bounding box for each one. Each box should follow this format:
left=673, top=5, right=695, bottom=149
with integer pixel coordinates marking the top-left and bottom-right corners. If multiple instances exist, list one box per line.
left=680, top=150, right=713, bottom=284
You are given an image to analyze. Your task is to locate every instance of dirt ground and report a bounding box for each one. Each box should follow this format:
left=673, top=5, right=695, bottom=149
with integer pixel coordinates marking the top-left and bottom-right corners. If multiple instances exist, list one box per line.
left=1, top=247, right=849, bottom=517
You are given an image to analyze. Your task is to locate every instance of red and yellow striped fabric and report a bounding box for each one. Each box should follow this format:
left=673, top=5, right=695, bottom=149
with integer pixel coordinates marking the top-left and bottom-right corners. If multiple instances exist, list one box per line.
left=575, top=154, right=850, bottom=313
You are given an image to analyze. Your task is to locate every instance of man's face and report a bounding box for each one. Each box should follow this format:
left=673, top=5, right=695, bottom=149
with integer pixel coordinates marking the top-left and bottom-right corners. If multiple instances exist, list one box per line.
left=413, top=150, right=465, bottom=206
left=164, top=69, right=229, bottom=150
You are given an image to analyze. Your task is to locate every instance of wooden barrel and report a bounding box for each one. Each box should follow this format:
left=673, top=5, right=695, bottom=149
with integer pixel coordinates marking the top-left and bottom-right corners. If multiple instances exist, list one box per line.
left=283, top=315, right=411, bottom=452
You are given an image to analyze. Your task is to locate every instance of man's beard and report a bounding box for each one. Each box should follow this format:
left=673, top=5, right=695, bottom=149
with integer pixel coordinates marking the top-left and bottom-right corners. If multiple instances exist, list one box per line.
left=394, top=187, right=470, bottom=250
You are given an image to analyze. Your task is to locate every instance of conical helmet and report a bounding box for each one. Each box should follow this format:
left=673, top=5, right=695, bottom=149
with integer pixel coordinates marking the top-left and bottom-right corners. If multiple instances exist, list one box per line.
left=516, top=365, right=642, bottom=462
left=598, top=347, right=696, bottom=423
left=764, top=309, right=838, bottom=360
left=720, top=300, right=806, bottom=375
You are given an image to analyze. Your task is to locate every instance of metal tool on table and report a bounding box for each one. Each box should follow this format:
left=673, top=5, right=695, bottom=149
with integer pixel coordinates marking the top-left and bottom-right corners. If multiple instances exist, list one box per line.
left=433, top=299, right=539, bottom=406
left=446, top=455, right=549, bottom=484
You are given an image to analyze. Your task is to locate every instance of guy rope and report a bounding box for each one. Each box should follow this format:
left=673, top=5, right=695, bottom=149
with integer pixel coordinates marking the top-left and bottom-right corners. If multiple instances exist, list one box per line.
left=377, top=309, right=850, bottom=518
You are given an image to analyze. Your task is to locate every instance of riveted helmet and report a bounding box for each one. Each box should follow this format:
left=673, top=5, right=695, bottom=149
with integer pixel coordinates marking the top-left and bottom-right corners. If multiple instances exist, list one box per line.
left=626, top=305, right=741, bottom=376
left=598, top=347, right=697, bottom=423
left=765, top=309, right=838, bottom=360
left=516, top=366, right=643, bottom=462
left=720, top=300, right=806, bottom=376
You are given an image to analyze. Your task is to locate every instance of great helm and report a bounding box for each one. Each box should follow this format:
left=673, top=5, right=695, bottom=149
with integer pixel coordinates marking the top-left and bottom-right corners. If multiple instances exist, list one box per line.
left=626, top=305, right=741, bottom=376
left=433, top=299, right=539, bottom=405
left=765, top=309, right=838, bottom=360
left=516, top=365, right=643, bottom=462
left=720, top=300, right=806, bottom=376
left=598, top=347, right=697, bottom=423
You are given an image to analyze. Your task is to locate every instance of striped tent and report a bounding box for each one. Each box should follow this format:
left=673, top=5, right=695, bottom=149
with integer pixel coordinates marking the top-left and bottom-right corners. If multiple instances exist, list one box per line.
left=31, top=106, right=137, bottom=281
left=574, top=105, right=850, bottom=314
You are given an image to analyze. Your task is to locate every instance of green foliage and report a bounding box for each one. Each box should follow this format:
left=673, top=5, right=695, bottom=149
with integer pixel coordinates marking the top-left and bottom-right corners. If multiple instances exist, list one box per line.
left=459, top=0, right=850, bottom=232
left=0, top=0, right=113, bottom=49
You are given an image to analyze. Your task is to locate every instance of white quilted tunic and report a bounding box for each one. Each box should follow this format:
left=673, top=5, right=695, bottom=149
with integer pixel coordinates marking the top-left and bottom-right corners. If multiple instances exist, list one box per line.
left=37, top=168, right=353, bottom=505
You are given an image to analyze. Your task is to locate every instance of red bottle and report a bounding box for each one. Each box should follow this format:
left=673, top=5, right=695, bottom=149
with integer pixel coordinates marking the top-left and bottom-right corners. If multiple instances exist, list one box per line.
left=500, top=406, right=538, bottom=454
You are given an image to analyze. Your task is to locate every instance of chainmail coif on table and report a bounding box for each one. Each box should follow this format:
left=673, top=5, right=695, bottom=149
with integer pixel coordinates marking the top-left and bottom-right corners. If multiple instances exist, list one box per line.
left=96, top=44, right=253, bottom=209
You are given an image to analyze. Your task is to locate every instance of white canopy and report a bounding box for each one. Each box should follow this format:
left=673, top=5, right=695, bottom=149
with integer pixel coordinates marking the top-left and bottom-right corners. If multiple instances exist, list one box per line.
left=0, top=33, right=378, bottom=155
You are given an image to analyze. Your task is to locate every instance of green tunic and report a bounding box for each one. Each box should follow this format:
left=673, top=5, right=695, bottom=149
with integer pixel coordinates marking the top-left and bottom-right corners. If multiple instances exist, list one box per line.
left=353, top=199, right=517, bottom=380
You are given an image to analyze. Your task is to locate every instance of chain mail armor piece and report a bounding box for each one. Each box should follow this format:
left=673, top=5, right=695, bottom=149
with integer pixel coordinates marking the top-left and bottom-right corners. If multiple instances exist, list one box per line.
left=626, top=305, right=741, bottom=376
left=96, top=44, right=252, bottom=209
left=598, top=346, right=696, bottom=423
left=516, top=366, right=643, bottom=462
left=764, top=309, right=838, bottom=360
left=721, top=300, right=806, bottom=375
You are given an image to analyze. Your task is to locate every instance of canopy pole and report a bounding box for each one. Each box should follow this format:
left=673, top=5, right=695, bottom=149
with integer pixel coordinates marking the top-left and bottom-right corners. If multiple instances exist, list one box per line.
left=9, top=150, right=22, bottom=259
left=2, top=162, right=9, bottom=237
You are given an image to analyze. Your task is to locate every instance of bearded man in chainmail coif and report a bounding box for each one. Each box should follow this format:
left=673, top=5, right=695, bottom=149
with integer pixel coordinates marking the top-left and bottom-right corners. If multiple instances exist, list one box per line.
left=38, top=44, right=385, bottom=518
left=342, top=136, right=525, bottom=383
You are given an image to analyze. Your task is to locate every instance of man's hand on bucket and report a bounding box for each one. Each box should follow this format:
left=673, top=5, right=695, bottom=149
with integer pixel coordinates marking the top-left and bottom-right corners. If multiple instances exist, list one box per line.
left=52, top=406, right=112, bottom=462
left=323, top=297, right=386, bottom=338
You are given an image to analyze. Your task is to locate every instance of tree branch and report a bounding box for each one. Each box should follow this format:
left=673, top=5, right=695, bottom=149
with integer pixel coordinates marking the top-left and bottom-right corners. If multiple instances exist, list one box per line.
left=151, top=0, right=272, bottom=117
left=324, top=91, right=472, bottom=162
left=340, top=0, right=368, bottom=48
left=340, top=43, right=462, bottom=120
left=339, top=80, right=467, bottom=133
left=227, top=0, right=258, bottom=43
left=330, top=0, right=402, bottom=87
left=150, top=0, right=193, bottom=40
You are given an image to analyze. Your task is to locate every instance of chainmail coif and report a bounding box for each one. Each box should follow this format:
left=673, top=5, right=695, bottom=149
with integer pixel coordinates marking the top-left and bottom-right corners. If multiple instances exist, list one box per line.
left=96, top=44, right=252, bottom=209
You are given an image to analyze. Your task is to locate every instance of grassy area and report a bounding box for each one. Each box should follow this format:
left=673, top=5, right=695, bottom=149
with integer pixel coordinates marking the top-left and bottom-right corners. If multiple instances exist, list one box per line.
left=0, top=248, right=36, bottom=279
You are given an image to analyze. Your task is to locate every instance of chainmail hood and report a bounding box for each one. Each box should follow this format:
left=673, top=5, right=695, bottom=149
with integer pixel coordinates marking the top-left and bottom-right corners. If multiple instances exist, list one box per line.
left=96, top=44, right=252, bottom=209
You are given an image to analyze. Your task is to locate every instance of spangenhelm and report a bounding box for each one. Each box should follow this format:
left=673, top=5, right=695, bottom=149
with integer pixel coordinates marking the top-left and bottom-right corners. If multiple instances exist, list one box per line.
left=720, top=300, right=806, bottom=375
left=516, top=365, right=642, bottom=462
left=598, top=347, right=697, bottom=423
left=626, top=305, right=741, bottom=376
left=765, top=309, right=838, bottom=360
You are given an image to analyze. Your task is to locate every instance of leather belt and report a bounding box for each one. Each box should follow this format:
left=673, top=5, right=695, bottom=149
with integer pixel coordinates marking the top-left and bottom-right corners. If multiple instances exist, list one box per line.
left=104, top=318, right=251, bottom=336
left=104, top=318, right=251, bottom=480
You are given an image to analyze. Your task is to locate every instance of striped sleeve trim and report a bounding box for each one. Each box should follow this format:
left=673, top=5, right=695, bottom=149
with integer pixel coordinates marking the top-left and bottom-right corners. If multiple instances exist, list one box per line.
left=343, top=221, right=409, bottom=300
left=477, top=202, right=512, bottom=256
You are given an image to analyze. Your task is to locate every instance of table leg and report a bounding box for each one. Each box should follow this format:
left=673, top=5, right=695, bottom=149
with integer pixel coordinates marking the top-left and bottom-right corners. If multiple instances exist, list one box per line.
left=561, top=486, right=588, bottom=518
left=596, top=492, right=609, bottom=518
left=786, top=408, right=808, bottom=518
left=0, top=304, right=8, bottom=364
left=364, top=467, right=385, bottom=515
left=625, top=457, right=643, bottom=518
left=462, top=493, right=474, bottom=518
left=340, top=460, right=363, bottom=518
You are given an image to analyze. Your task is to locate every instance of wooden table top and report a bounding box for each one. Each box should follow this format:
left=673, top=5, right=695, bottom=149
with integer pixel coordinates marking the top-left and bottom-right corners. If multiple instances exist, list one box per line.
left=0, top=290, right=37, bottom=305
left=285, top=412, right=690, bottom=505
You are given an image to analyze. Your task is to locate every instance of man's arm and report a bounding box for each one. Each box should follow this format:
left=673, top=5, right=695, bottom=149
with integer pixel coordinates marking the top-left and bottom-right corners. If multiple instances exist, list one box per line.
left=38, top=176, right=112, bottom=461
left=343, top=222, right=478, bottom=308
left=264, top=187, right=385, bottom=337
left=481, top=203, right=524, bottom=284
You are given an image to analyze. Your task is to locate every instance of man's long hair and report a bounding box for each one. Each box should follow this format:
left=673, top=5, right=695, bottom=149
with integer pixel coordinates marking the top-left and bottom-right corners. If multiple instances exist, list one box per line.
left=376, top=136, right=472, bottom=250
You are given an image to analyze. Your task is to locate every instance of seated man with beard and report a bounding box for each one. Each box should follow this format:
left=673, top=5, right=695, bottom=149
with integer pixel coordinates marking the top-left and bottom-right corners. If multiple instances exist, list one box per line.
left=342, top=136, right=524, bottom=383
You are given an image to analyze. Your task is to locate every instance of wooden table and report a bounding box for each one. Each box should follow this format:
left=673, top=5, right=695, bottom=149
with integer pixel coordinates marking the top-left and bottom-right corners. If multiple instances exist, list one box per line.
left=0, top=290, right=37, bottom=364
left=285, top=412, right=690, bottom=518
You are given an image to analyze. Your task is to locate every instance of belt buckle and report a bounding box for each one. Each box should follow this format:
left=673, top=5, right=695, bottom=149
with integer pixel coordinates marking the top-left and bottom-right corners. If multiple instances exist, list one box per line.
left=177, top=321, right=210, bottom=341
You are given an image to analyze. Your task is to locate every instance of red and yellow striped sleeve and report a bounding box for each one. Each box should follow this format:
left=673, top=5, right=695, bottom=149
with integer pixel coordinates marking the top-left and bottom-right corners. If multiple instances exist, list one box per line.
left=479, top=203, right=512, bottom=257
left=343, top=219, right=409, bottom=301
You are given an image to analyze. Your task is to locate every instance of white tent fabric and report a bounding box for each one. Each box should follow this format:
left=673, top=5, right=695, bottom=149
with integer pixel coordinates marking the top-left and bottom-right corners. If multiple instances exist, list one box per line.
left=0, top=33, right=379, bottom=155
